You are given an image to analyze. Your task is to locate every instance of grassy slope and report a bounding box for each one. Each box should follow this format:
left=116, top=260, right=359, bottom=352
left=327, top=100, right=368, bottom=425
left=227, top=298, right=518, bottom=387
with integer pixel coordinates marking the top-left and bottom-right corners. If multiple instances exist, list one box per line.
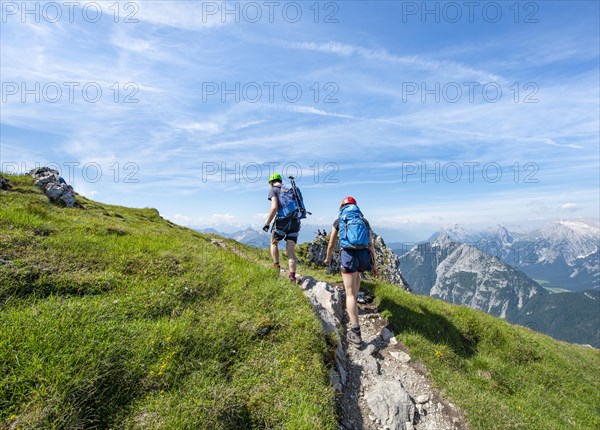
left=295, top=254, right=600, bottom=430
left=0, top=175, right=337, bottom=429
left=2, top=175, right=599, bottom=429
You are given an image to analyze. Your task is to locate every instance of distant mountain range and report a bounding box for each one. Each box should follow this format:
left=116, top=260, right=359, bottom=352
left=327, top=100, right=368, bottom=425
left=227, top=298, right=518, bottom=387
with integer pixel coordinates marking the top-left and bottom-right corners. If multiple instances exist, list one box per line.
left=398, top=220, right=599, bottom=292
left=399, top=234, right=547, bottom=319
left=197, top=224, right=332, bottom=248
left=397, top=229, right=600, bottom=347
left=197, top=227, right=272, bottom=248
left=477, top=221, right=599, bottom=292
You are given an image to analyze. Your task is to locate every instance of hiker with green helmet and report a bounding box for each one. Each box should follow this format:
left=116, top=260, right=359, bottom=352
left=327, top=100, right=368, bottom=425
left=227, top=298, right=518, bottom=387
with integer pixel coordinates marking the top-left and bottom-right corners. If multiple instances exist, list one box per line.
left=324, top=196, right=377, bottom=348
left=263, top=173, right=301, bottom=282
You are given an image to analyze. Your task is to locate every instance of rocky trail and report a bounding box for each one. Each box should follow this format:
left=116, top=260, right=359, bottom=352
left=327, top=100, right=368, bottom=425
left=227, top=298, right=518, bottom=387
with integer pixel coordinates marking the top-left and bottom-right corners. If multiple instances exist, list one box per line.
left=299, top=276, right=469, bottom=430
left=209, top=237, right=469, bottom=429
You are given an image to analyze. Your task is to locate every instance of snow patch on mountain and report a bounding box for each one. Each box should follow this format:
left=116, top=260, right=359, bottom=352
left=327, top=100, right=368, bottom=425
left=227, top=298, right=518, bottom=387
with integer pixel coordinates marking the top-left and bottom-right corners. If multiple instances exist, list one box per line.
left=427, top=219, right=600, bottom=291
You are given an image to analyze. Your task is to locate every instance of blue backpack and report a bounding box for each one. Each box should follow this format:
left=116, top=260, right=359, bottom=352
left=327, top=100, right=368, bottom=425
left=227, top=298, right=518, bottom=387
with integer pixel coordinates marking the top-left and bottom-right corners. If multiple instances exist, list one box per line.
left=276, top=186, right=300, bottom=219
left=339, top=204, right=370, bottom=249
left=276, top=177, right=309, bottom=220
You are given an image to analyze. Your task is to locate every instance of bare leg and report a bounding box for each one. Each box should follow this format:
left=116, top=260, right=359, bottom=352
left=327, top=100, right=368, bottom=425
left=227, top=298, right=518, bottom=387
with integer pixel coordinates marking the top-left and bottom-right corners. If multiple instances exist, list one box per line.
left=342, top=271, right=361, bottom=327
left=270, top=240, right=279, bottom=266
left=286, top=240, right=297, bottom=273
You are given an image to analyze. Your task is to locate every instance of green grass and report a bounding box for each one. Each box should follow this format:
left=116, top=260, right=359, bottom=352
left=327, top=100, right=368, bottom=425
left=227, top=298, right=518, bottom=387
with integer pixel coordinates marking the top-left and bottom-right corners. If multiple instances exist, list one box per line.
left=3, top=173, right=599, bottom=429
left=294, top=244, right=600, bottom=429
left=368, top=281, right=600, bottom=430
left=0, top=174, right=337, bottom=429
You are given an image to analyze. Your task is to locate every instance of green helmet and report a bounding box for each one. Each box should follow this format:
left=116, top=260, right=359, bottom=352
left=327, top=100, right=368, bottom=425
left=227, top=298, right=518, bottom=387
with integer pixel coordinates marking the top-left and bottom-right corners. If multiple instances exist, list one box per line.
left=268, top=173, right=283, bottom=183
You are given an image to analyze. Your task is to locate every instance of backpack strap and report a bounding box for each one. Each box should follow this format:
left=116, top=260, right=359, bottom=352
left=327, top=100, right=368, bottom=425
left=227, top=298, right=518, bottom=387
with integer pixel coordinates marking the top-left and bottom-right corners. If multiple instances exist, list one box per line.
left=343, top=214, right=348, bottom=237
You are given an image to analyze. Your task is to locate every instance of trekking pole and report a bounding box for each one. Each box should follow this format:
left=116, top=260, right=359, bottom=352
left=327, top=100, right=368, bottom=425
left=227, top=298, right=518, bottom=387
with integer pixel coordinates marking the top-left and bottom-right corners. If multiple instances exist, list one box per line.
left=370, top=250, right=378, bottom=278
left=288, top=176, right=312, bottom=216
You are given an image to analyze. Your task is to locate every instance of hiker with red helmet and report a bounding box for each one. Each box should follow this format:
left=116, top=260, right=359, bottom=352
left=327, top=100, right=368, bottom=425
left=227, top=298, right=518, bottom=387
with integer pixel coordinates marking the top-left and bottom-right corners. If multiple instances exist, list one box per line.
left=324, top=196, right=377, bottom=348
left=263, top=173, right=302, bottom=282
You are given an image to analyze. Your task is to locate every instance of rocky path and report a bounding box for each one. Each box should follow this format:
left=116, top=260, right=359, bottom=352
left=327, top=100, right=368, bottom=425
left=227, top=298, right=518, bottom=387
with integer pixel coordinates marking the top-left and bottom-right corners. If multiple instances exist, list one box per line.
left=299, top=276, right=469, bottom=430
left=207, top=238, right=469, bottom=430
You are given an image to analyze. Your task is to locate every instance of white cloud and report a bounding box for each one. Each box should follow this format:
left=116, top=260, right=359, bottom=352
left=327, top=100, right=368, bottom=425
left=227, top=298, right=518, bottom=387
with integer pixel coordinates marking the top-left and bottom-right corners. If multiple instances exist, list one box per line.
left=285, top=40, right=501, bottom=82
left=133, top=1, right=227, bottom=30
left=369, top=188, right=600, bottom=228
left=560, top=203, right=581, bottom=212
left=173, top=121, right=223, bottom=134
left=279, top=105, right=356, bottom=119
left=167, top=213, right=242, bottom=229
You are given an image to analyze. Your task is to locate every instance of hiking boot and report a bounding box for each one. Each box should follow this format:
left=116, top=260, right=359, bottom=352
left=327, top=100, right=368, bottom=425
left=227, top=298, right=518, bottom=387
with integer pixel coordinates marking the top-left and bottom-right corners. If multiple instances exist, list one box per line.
left=346, top=330, right=362, bottom=348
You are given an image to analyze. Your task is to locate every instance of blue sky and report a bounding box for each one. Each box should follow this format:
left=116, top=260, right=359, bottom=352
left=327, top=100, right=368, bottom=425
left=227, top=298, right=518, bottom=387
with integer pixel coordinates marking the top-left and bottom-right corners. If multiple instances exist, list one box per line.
left=1, top=1, right=599, bottom=241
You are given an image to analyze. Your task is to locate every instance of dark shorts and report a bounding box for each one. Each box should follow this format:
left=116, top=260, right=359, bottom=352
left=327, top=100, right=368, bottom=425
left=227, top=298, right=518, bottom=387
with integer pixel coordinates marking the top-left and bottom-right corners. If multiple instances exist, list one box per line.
left=272, top=217, right=301, bottom=243
left=340, top=248, right=372, bottom=273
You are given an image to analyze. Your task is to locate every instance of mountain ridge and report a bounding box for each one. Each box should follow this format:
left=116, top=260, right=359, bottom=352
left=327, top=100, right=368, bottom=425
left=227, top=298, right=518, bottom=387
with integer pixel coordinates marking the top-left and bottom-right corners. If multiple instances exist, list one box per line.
left=399, top=235, right=599, bottom=347
left=419, top=220, right=599, bottom=292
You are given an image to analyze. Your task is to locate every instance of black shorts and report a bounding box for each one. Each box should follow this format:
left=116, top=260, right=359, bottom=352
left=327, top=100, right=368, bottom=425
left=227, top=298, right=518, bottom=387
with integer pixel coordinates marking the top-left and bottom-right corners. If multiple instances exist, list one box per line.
left=272, top=217, right=301, bottom=243
left=340, top=248, right=372, bottom=273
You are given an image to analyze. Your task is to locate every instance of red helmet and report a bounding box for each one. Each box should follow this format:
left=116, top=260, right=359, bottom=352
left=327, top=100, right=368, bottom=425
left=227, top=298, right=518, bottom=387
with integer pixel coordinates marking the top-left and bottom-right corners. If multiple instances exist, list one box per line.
left=340, top=196, right=357, bottom=207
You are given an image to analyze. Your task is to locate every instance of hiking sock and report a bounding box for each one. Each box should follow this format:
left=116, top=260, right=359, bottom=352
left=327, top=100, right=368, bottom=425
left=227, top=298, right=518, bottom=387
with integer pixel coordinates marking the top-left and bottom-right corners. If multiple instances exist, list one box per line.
left=289, top=272, right=296, bottom=281
left=274, top=262, right=280, bottom=269
left=351, top=325, right=361, bottom=335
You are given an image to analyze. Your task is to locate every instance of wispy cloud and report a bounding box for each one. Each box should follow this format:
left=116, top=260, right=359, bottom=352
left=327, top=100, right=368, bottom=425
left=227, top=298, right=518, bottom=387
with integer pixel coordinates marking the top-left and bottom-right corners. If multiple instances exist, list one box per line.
left=133, top=1, right=228, bottom=30
left=561, top=203, right=582, bottom=212
left=284, top=40, right=502, bottom=82
left=166, top=213, right=241, bottom=229
left=2, top=1, right=597, bottom=234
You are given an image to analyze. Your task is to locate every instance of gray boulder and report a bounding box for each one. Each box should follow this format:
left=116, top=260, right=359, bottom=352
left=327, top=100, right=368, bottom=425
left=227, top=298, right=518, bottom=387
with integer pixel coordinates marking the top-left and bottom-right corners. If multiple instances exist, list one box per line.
left=372, top=235, right=411, bottom=289
left=298, top=233, right=411, bottom=290
left=45, top=183, right=77, bottom=207
left=0, top=174, right=11, bottom=190
left=29, top=167, right=78, bottom=208
left=365, top=379, right=415, bottom=430
left=300, top=276, right=347, bottom=386
left=31, top=167, right=60, bottom=187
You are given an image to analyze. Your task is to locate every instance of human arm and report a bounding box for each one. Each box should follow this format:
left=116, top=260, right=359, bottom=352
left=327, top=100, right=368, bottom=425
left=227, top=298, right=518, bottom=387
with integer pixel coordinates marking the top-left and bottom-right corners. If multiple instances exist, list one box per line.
left=324, top=226, right=338, bottom=265
left=369, top=231, right=378, bottom=276
left=263, top=197, right=278, bottom=232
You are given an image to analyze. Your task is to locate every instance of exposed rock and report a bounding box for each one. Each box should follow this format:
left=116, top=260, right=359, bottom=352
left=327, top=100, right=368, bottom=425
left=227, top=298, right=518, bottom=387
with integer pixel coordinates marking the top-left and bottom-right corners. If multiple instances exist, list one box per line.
left=292, top=271, right=468, bottom=430
left=0, top=174, right=11, bottom=190
left=302, top=235, right=340, bottom=274
left=297, top=233, right=411, bottom=290
left=330, top=368, right=343, bottom=391
left=365, top=379, right=415, bottom=430
left=300, top=276, right=347, bottom=386
left=415, top=394, right=430, bottom=404
left=303, top=277, right=343, bottom=334
left=379, top=327, right=395, bottom=341
left=29, top=167, right=78, bottom=208
left=390, top=351, right=411, bottom=363
left=399, top=236, right=545, bottom=318
left=372, top=235, right=411, bottom=288
left=45, top=183, right=77, bottom=207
